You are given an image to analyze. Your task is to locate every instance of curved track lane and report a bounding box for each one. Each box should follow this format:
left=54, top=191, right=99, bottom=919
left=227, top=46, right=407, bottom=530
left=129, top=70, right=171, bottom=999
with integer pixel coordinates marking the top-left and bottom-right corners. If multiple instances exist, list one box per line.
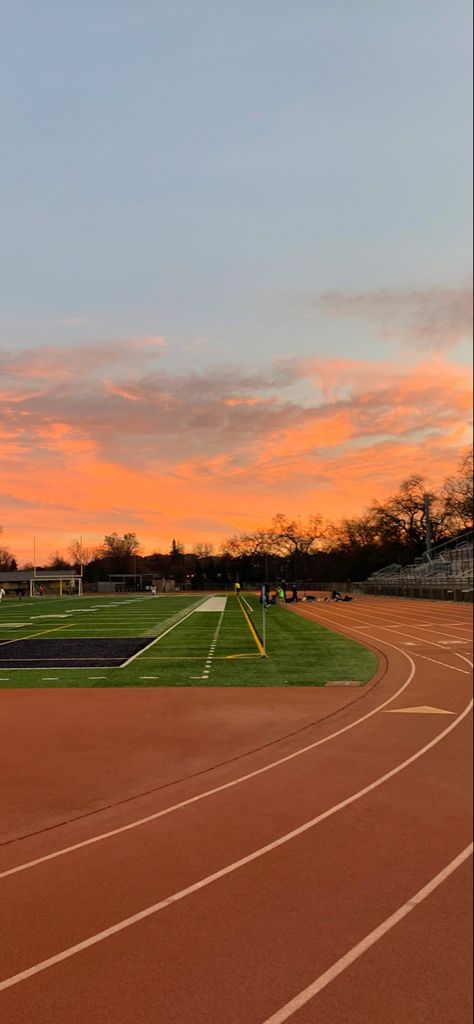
left=0, top=597, right=471, bottom=1023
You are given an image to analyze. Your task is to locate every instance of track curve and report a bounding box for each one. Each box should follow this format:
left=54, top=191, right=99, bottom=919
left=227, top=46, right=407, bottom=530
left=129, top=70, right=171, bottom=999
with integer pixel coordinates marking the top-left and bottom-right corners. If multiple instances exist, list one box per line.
left=0, top=596, right=471, bottom=1023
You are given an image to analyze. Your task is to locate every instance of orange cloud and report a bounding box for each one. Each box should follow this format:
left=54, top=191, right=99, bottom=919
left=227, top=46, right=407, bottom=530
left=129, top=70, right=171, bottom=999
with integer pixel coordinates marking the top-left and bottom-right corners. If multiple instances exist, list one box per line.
left=1, top=340, right=471, bottom=563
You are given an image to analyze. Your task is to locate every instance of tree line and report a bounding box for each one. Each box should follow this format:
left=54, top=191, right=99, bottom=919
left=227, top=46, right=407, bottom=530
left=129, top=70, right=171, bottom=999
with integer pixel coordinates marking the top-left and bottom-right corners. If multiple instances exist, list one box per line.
left=1, top=449, right=472, bottom=587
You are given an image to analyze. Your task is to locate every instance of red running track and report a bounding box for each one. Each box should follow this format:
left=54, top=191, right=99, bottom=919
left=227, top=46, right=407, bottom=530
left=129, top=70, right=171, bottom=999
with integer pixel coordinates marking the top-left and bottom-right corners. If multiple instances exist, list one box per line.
left=0, top=596, right=472, bottom=1023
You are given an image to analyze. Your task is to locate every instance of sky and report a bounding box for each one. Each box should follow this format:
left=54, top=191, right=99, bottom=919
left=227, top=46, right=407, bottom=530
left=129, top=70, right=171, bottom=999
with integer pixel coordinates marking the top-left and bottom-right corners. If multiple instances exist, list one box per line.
left=0, top=1, right=472, bottom=565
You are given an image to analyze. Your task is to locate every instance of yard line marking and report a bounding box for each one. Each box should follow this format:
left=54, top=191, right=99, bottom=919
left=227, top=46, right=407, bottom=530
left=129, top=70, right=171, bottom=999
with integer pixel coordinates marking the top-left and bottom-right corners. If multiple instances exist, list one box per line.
left=0, top=624, right=72, bottom=647
left=0, top=694, right=471, bottom=992
left=260, top=844, right=473, bottom=1024
left=191, top=605, right=226, bottom=680
left=0, top=647, right=418, bottom=878
left=120, top=607, right=200, bottom=668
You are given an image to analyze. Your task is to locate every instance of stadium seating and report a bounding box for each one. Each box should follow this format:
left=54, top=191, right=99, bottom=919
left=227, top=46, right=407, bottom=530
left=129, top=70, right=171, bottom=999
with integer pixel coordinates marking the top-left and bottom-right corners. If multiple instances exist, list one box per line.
left=359, top=532, right=473, bottom=601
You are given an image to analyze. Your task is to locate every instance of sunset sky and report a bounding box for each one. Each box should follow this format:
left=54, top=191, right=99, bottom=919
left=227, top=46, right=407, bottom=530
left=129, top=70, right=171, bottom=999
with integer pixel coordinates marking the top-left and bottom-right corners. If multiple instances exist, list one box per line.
left=1, top=2, right=472, bottom=565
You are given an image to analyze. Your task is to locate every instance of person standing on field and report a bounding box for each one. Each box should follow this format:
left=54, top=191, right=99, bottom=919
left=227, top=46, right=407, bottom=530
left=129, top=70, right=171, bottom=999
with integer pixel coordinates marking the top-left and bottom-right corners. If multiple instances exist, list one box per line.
left=234, top=581, right=241, bottom=596
left=0, top=587, right=6, bottom=603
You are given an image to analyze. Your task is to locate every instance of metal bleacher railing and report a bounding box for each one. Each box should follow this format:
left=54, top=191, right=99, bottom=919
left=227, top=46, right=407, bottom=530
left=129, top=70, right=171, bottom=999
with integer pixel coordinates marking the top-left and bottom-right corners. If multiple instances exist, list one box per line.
left=355, top=531, right=473, bottom=601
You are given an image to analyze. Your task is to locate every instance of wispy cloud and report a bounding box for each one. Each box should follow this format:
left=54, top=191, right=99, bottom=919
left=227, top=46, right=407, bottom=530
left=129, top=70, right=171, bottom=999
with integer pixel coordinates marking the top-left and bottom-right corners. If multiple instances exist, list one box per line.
left=307, top=284, right=472, bottom=350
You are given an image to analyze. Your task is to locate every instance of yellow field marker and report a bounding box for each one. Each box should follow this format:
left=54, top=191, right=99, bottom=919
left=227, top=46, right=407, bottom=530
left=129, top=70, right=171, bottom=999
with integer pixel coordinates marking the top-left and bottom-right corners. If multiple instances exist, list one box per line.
left=236, top=595, right=266, bottom=657
left=0, top=624, right=73, bottom=647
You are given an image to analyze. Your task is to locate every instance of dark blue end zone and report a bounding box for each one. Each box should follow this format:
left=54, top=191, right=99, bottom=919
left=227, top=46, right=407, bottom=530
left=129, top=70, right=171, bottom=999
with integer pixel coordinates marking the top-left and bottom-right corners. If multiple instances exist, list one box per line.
left=0, top=637, right=150, bottom=669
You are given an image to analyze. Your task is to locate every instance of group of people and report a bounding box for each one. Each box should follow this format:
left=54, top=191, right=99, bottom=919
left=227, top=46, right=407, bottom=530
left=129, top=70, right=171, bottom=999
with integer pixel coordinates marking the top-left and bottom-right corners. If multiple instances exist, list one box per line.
left=0, top=585, right=44, bottom=602
left=233, top=582, right=354, bottom=606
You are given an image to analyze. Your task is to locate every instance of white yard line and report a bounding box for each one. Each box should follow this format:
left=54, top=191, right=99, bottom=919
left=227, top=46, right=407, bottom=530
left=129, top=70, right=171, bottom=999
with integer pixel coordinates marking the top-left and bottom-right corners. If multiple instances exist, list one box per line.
left=260, top=844, right=473, bottom=1024
left=0, top=690, right=471, bottom=994
left=192, top=606, right=226, bottom=680
left=120, top=605, right=204, bottom=668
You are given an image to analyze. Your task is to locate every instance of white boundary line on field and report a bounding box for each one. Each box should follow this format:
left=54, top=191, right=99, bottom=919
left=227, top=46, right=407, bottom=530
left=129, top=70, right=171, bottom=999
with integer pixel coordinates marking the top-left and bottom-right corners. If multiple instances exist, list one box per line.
left=0, top=671, right=471, bottom=993
left=191, top=603, right=227, bottom=680
left=120, top=602, right=208, bottom=668
left=260, top=842, right=473, bottom=1024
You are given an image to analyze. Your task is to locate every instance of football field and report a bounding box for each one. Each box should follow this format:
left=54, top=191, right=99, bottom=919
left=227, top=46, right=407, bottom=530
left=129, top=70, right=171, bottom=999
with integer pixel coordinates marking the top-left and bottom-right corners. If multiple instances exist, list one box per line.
left=0, top=593, right=377, bottom=687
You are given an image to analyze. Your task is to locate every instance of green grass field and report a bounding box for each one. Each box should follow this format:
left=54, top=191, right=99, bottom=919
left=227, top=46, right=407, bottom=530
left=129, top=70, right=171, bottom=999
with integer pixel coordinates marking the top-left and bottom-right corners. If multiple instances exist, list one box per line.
left=0, top=593, right=378, bottom=687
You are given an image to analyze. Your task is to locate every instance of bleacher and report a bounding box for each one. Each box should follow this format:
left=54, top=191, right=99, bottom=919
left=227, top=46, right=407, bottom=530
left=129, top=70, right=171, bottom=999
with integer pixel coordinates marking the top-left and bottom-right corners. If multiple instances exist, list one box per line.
left=358, top=532, right=473, bottom=601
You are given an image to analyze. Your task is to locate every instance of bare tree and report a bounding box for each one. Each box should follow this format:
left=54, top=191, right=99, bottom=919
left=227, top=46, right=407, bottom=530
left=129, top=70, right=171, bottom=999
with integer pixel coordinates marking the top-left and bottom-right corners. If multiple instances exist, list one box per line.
left=193, top=543, right=215, bottom=558
left=68, top=539, right=102, bottom=571
left=367, top=476, right=445, bottom=550
left=0, top=527, right=17, bottom=571
left=441, top=448, right=473, bottom=531
left=46, top=552, right=73, bottom=570
left=101, top=533, right=141, bottom=559
left=270, top=514, right=323, bottom=555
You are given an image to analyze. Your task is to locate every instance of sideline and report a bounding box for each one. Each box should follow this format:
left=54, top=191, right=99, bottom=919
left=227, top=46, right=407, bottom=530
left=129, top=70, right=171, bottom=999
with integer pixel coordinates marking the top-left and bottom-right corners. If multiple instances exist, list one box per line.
left=236, top=594, right=266, bottom=656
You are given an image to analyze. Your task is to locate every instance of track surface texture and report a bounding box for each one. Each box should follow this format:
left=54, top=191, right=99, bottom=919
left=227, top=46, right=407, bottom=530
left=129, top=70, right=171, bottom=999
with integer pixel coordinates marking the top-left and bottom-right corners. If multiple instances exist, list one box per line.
left=0, top=595, right=472, bottom=1023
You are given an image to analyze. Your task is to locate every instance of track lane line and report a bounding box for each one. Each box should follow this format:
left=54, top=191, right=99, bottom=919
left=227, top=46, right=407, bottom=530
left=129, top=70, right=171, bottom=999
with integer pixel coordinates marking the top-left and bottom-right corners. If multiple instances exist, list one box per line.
left=1, top=615, right=464, bottom=880
left=0, top=681, right=471, bottom=994
left=297, top=606, right=472, bottom=674
left=260, top=843, right=473, bottom=1024
left=1, top=616, right=468, bottom=884
left=312, top=607, right=471, bottom=648
left=0, top=647, right=414, bottom=880
left=327, top=603, right=473, bottom=639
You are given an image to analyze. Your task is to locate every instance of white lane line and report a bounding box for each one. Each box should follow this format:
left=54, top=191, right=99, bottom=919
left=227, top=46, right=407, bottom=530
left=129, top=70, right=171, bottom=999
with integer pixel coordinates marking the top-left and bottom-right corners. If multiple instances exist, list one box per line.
left=260, top=843, right=474, bottom=1024
left=412, top=653, right=470, bottom=674
left=301, top=608, right=473, bottom=677
left=333, top=602, right=472, bottom=631
left=191, top=606, right=226, bottom=680
left=0, top=691, right=471, bottom=994
left=349, top=621, right=467, bottom=648
left=2, top=633, right=467, bottom=883
left=323, top=607, right=473, bottom=644
left=120, top=607, right=199, bottom=668
left=0, top=647, right=416, bottom=880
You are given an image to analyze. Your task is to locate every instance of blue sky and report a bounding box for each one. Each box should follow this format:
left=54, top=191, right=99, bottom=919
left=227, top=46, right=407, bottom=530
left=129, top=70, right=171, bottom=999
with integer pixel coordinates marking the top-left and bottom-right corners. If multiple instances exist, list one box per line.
left=1, top=1, right=471, bottom=364
left=0, top=2, right=472, bottom=560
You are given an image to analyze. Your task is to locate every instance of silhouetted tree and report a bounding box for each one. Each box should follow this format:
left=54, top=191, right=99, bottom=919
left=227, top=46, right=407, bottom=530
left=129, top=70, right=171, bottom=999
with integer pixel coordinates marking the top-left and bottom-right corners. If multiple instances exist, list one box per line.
left=441, top=448, right=473, bottom=531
